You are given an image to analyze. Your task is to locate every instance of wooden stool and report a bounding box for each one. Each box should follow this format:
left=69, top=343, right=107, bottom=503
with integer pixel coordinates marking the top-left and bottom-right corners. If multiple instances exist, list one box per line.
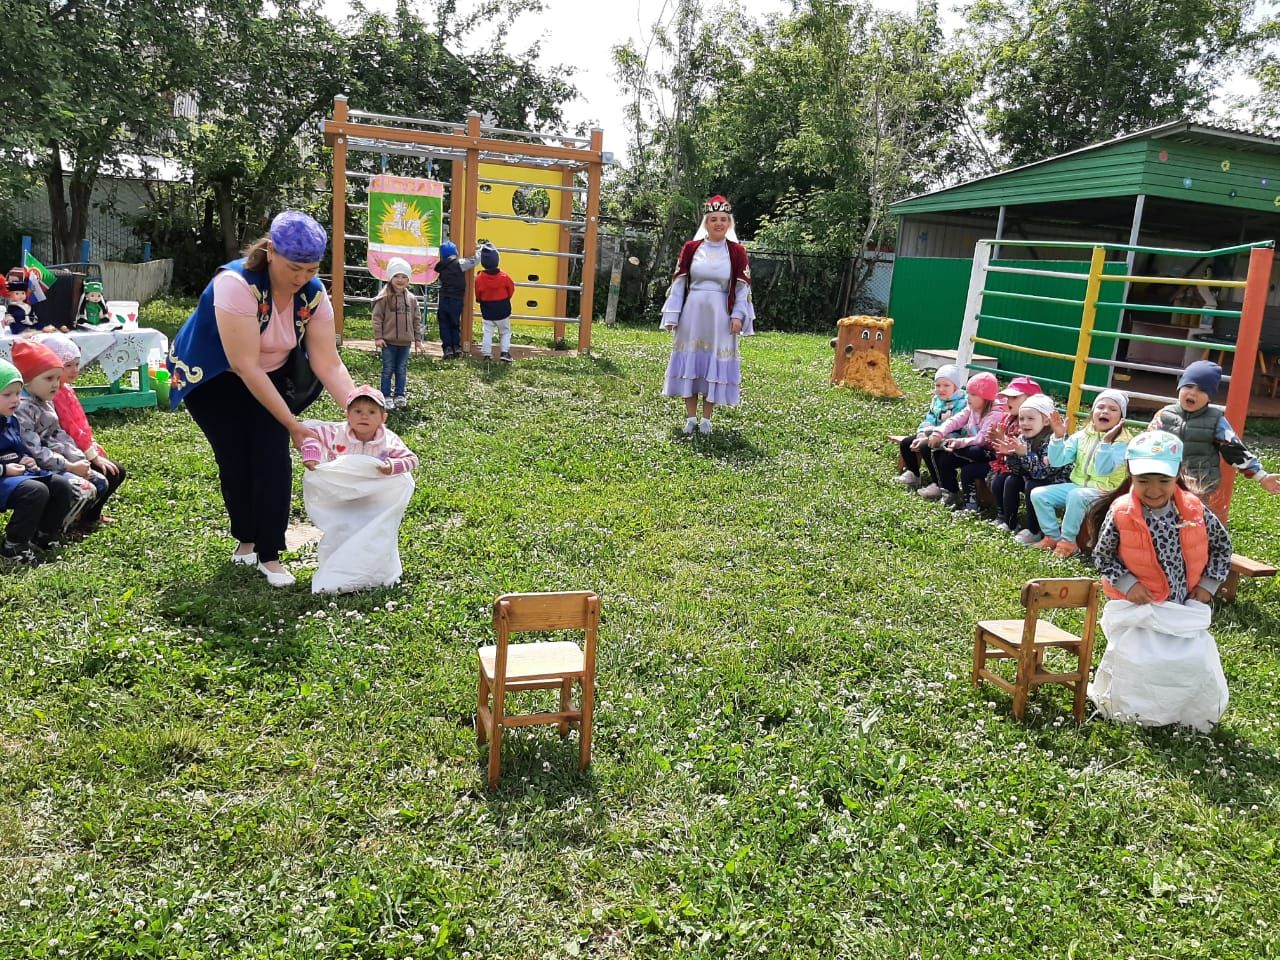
left=476, top=591, right=599, bottom=788
left=973, top=578, right=1101, bottom=722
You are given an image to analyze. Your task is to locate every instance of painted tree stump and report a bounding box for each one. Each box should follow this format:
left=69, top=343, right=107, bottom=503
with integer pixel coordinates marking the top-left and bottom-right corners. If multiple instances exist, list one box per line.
left=830, top=315, right=903, bottom=398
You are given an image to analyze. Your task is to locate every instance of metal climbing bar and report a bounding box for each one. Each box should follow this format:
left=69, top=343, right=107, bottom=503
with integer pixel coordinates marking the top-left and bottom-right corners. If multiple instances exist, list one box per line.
left=479, top=176, right=585, bottom=192
left=971, top=336, right=1075, bottom=362
left=1098, top=274, right=1249, bottom=289
left=982, top=290, right=1086, bottom=307
left=1084, top=355, right=1234, bottom=381
left=985, top=265, right=1090, bottom=282
left=977, top=313, right=1088, bottom=335
left=981, top=239, right=1274, bottom=257
left=477, top=211, right=582, bottom=228
left=496, top=247, right=583, bottom=259
left=1094, top=300, right=1242, bottom=319
left=514, top=281, right=582, bottom=291
left=1087, top=328, right=1238, bottom=352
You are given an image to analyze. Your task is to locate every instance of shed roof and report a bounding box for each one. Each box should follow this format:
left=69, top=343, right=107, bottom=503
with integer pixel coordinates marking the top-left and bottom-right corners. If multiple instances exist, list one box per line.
left=891, top=122, right=1280, bottom=218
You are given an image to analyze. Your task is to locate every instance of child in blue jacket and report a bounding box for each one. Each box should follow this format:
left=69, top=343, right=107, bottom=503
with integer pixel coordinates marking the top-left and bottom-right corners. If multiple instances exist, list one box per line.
left=894, top=363, right=967, bottom=490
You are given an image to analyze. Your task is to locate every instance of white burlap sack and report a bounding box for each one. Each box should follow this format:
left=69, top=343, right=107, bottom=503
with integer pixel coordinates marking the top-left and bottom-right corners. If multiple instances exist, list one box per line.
left=303, top=454, right=414, bottom=594
left=1089, top=599, right=1228, bottom=732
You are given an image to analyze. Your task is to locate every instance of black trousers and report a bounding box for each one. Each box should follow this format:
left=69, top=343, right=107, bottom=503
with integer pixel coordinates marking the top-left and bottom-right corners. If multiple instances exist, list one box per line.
left=990, top=473, right=1055, bottom=534
left=79, top=463, right=127, bottom=525
left=4, top=475, right=75, bottom=544
left=932, top=446, right=995, bottom=494
left=185, top=369, right=293, bottom=563
left=899, top=436, right=945, bottom=483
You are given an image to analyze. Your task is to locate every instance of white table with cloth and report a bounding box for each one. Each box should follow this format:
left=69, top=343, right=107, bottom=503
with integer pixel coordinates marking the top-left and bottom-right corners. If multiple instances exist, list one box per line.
left=0, top=327, right=169, bottom=411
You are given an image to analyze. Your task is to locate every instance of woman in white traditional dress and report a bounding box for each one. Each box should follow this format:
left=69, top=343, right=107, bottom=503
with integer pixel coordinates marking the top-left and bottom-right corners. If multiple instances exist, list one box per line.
left=660, top=195, right=755, bottom=435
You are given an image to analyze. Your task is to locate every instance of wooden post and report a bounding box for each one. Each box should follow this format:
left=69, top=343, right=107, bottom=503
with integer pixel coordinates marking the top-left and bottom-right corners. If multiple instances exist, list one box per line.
left=1065, top=245, right=1108, bottom=431
left=330, top=95, right=349, bottom=339
left=553, top=163, right=573, bottom=347
left=1215, top=244, right=1275, bottom=521
left=577, top=128, right=604, bottom=354
left=462, top=113, right=482, bottom=354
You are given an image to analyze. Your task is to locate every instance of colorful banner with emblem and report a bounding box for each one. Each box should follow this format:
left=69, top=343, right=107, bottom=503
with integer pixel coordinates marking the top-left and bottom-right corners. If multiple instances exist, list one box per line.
left=367, top=175, right=445, bottom=284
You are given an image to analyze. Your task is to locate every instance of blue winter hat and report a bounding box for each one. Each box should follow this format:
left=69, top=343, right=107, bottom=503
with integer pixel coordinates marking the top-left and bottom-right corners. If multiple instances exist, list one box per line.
left=1178, top=359, right=1222, bottom=398
left=480, top=243, right=500, bottom=270
left=440, top=240, right=458, bottom=260
left=269, top=211, right=327, bottom=264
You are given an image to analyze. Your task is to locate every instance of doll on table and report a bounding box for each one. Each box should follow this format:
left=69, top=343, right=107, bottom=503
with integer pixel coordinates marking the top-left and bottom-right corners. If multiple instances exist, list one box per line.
left=77, top=280, right=118, bottom=329
left=5, top=267, right=48, bottom=337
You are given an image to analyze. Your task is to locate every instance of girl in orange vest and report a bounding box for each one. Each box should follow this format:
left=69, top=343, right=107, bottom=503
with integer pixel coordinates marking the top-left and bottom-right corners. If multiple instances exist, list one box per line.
left=1083, top=430, right=1232, bottom=605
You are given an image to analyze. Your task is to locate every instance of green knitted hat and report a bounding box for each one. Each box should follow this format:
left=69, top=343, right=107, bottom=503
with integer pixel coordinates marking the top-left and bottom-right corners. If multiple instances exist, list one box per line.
left=0, top=357, right=21, bottom=393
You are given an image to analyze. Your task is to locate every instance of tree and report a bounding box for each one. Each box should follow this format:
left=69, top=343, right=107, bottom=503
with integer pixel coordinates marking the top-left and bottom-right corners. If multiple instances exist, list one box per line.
left=1239, top=2, right=1280, bottom=134
left=967, top=0, right=1254, bottom=165
left=0, top=0, right=246, bottom=261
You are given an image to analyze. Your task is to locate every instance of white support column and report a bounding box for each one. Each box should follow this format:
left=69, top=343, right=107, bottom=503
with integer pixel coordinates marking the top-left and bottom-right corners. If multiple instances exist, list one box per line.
left=993, top=205, right=1007, bottom=261
left=1108, top=194, right=1146, bottom=388
left=956, top=240, right=992, bottom=371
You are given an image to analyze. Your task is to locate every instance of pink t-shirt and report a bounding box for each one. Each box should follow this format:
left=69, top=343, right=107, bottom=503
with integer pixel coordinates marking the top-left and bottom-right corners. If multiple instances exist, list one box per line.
left=212, top=272, right=333, bottom=373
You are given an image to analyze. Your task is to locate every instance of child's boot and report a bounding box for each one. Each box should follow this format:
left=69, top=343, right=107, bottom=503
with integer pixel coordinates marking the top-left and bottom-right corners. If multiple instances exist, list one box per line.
left=500, top=351, right=514, bottom=364
left=1053, top=540, right=1079, bottom=559
left=0, top=541, right=40, bottom=565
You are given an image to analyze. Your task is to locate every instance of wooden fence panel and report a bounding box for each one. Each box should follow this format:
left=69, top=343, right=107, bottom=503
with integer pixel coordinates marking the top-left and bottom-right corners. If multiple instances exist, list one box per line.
left=102, top=259, right=174, bottom=304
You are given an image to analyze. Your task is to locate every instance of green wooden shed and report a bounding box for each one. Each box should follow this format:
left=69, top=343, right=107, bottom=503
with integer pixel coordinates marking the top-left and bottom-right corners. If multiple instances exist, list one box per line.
left=886, top=122, right=1280, bottom=407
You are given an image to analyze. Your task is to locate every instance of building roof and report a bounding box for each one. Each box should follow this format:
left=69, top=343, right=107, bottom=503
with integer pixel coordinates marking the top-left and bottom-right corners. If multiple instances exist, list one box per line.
left=891, top=121, right=1280, bottom=218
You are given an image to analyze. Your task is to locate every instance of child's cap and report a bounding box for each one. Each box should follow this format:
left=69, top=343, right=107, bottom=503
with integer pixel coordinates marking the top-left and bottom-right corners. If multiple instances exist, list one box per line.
left=440, top=240, right=458, bottom=260
left=346, top=385, right=387, bottom=410
left=1126, top=430, right=1183, bottom=477
left=0, top=357, right=21, bottom=393
left=84, top=279, right=103, bottom=295
left=1020, top=394, right=1055, bottom=419
left=1178, top=359, right=1222, bottom=398
left=1092, top=388, right=1129, bottom=419
left=11, top=339, right=63, bottom=382
left=1000, top=375, right=1042, bottom=397
left=965, top=371, right=999, bottom=401
left=385, top=257, right=412, bottom=281
left=39, top=332, right=81, bottom=364
left=268, top=210, right=327, bottom=264
left=934, top=363, right=964, bottom=389
left=480, top=243, right=500, bottom=270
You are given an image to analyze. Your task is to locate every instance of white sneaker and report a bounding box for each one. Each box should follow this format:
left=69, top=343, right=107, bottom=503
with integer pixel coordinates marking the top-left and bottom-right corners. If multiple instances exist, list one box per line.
left=893, top=470, right=920, bottom=487
left=394, top=396, right=408, bottom=409
left=231, top=548, right=257, bottom=566
left=992, top=521, right=1010, bottom=532
left=917, top=483, right=944, bottom=499
left=698, top=418, right=713, bottom=435
left=1014, top=528, right=1041, bottom=545
left=257, top=562, right=296, bottom=588
left=681, top=417, right=698, bottom=435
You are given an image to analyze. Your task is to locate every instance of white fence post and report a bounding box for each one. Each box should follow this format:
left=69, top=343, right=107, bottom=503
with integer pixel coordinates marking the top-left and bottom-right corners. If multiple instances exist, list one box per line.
left=955, top=241, right=991, bottom=371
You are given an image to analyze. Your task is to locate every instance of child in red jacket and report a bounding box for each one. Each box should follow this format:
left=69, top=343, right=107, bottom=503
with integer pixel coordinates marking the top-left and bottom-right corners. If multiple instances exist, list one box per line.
left=474, top=244, right=515, bottom=363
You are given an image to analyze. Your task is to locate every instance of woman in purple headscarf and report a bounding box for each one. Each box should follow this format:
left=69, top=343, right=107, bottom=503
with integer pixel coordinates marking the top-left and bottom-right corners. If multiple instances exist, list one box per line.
left=169, top=211, right=356, bottom=587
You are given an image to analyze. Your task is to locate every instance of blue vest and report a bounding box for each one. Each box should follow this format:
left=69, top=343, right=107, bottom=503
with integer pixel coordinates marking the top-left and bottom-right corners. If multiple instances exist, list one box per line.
left=167, top=259, right=326, bottom=409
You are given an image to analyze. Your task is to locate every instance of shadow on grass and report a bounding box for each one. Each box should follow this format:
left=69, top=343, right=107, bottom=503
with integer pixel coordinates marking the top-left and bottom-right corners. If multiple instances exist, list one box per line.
left=1138, top=723, right=1280, bottom=808
left=670, top=425, right=768, bottom=464
left=473, top=734, right=601, bottom=811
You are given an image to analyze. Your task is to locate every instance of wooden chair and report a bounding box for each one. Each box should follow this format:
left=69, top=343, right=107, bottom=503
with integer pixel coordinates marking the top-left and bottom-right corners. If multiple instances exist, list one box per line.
left=972, top=578, right=1101, bottom=722
left=476, top=590, right=599, bottom=788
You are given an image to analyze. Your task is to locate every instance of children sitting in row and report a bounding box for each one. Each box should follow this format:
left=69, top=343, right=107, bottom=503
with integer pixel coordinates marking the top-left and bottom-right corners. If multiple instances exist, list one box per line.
left=1, top=358, right=76, bottom=564
left=1151, top=360, right=1280, bottom=496
left=894, top=363, right=966, bottom=492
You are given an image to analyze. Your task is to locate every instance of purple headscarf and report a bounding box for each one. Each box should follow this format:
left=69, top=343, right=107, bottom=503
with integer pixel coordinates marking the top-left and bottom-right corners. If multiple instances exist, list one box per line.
left=269, top=211, right=327, bottom=264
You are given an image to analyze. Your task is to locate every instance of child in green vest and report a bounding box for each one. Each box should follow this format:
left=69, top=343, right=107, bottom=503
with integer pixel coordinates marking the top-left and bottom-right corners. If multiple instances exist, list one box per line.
left=1150, top=360, right=1280, bottom=496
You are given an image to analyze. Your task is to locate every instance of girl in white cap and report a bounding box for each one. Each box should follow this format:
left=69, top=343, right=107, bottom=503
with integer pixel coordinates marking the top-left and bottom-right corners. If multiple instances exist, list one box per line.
left=372, top=257, right=423, bottom=408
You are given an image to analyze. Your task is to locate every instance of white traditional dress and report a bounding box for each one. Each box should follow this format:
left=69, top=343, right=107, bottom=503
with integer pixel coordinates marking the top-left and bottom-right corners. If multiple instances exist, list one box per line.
left=660, top=239, right=755, bottom=407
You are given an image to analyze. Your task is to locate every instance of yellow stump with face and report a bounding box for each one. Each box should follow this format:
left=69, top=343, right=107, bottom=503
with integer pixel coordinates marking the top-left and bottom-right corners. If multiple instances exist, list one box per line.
left=830, top=315, right=902, bottom=398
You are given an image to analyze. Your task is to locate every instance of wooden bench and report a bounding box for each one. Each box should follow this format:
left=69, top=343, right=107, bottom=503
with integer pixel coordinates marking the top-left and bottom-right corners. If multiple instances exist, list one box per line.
left=1220, top=554, right=1278, bottom=601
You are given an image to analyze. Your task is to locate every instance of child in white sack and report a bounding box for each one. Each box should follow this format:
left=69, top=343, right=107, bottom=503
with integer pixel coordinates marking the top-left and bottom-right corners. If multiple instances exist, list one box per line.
left=300, top=386, right=418, bottom=593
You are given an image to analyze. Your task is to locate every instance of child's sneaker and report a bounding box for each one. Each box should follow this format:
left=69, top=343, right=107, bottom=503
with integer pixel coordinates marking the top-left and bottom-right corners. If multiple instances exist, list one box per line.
left=1033, top=536, right=1059, bottom=550
left=992, top=520, right=1010, bottom=532
left=500, top=351, right=514, bottom=363
left=34, top=533, right=62, bottom=551
left=893, top=469, right=919, bottom=487
left=1053, top=540, right=1079, bottom=559
left=0, top=541, right=40, bottom=565
left=698, top=418, right=713, bottom=435
left=394, top=396, right=408, bottom=409
left=1014, top=528, right=1041, bottom=545
left=681, top=416, right=698, bottom=435
left=917, top=483, right=944, bottom=499
left=960, top=495, right=981, bottom=513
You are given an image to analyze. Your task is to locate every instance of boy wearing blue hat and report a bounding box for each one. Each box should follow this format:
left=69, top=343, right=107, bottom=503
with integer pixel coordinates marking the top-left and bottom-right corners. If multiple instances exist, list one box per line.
left=433, top=241, right=479, bottom=359
left=1151, top=360, right=1280, bottom=495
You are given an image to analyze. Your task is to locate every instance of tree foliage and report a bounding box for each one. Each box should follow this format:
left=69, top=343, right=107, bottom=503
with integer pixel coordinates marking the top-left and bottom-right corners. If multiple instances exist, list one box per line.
left=967, top=0, right=1254, bottom=165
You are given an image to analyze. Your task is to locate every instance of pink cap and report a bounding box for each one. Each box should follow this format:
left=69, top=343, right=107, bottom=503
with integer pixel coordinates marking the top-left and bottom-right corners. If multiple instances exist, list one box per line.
left=966, top=372, right=999, bottom=401
left=1000, top=375, right=1042, bottom=397
left=345, top=385, right=387, bottom=409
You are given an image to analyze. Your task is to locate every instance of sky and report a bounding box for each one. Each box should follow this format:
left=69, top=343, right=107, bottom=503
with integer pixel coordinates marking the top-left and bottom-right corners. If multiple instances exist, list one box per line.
left=322, top=0, right=933, bottom=160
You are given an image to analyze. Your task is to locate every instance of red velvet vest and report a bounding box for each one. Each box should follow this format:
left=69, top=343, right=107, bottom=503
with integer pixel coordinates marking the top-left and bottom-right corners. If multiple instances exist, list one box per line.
left=672, top=240, right=751, bottom=314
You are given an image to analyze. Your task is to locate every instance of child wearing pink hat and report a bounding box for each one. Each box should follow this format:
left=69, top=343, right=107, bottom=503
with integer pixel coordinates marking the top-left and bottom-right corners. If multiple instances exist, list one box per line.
left=920, top=371, right=1003, bottom=510
left=985, top=376, right=1042, bottom=530
left=298, top=386, right=419, bottom=475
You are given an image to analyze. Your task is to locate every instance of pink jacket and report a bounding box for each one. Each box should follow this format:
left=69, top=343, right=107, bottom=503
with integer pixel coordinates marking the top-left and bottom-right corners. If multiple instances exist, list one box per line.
left=52, top=385, right=105, bottom=461
left=937, top=405, right=1003, bottom=449
left=299, top=421, right=419, bottom=475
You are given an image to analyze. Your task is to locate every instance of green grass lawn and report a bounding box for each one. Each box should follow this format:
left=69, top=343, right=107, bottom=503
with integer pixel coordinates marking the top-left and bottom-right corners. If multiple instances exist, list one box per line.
left=3, top=315, right=1280, bottom=959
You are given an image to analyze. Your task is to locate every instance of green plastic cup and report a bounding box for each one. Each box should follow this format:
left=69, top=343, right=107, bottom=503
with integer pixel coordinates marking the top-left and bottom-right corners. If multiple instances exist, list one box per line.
left=154, top=368, right=171, bottom=408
